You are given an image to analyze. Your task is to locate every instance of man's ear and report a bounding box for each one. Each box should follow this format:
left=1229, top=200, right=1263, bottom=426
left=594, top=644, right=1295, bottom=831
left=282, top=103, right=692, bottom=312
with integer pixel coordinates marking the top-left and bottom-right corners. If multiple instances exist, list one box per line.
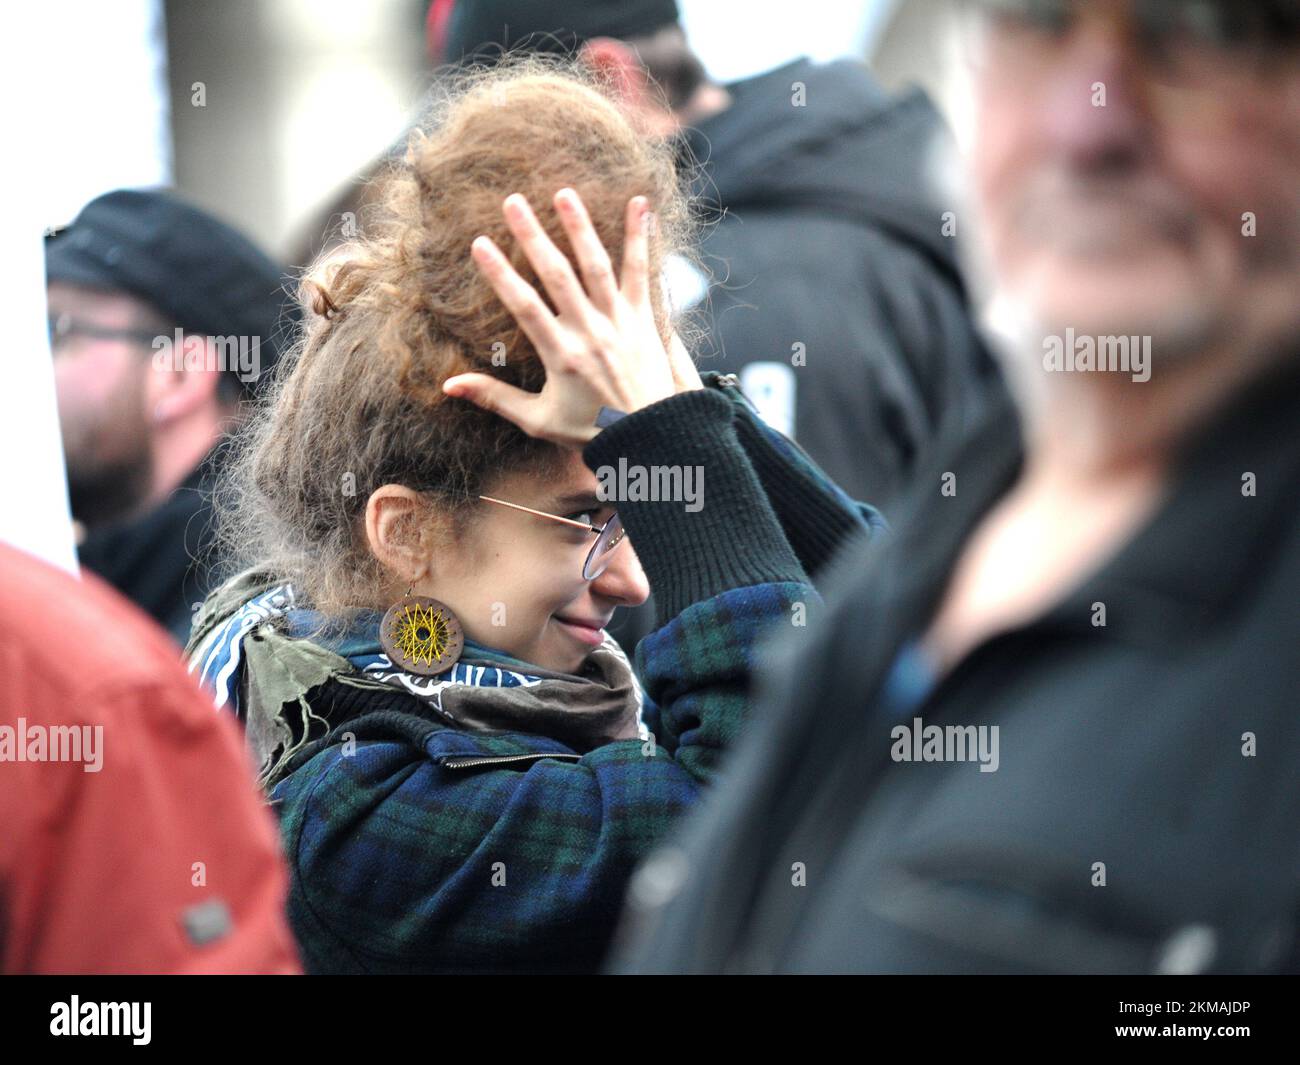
left=147, top=332, right=222, bottom=425
left=365, top=485, right=434, bottom=585
left=580, top=37, right=649, bottom=109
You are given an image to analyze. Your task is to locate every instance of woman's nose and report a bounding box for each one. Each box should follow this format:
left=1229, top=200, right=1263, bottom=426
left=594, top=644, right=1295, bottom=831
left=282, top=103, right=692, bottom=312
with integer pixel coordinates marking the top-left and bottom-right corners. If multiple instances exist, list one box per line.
left=590, top=540, right=650, bottom=607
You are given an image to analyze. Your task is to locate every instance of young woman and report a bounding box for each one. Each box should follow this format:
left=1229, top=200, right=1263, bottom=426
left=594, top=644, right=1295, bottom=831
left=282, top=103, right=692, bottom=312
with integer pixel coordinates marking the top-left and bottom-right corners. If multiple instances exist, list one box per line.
left=187, top=61, right=881, bottom=973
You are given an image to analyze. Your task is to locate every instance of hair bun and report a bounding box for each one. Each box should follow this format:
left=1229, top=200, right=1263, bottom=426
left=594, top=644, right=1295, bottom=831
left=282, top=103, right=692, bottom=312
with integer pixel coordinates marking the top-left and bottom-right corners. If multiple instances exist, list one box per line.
left=304, top=278, right=341, bottom=320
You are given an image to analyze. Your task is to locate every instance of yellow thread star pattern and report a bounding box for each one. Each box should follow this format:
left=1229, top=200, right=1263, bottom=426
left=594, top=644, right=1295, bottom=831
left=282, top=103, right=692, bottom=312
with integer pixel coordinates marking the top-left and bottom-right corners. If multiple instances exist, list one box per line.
left=392, top=603, right=451, bottom=667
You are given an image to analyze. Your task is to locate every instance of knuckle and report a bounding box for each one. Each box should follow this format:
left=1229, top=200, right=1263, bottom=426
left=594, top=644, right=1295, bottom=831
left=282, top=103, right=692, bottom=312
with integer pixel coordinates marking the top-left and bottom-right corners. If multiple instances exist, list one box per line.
left=517, top=299, right=548, bottom=327
left=498, top=277, right=528, bottom=306
left=540, top=258, right=572, bottom=287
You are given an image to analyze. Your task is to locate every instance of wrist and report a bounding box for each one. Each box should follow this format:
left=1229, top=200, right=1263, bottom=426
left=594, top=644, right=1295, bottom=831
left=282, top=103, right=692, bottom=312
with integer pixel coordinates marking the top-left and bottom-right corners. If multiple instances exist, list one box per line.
left=582, top=389, right=806, bottom=622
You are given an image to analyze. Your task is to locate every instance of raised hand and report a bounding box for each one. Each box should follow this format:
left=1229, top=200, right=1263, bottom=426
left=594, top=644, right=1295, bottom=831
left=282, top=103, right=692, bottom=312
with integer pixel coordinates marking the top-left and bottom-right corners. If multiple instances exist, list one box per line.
left=442, top=188, right=686, bottom=447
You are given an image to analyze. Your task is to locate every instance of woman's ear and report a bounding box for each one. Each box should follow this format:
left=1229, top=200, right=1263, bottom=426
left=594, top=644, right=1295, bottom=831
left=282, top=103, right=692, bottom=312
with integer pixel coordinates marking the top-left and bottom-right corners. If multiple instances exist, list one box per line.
left=365, top=484, right=433, bottom=585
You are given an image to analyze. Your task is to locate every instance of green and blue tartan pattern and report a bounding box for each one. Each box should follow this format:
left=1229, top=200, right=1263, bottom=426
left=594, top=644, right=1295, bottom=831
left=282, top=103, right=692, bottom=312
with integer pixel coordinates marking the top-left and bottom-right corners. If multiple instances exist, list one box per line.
left=271, top=579, right=815, bottom=973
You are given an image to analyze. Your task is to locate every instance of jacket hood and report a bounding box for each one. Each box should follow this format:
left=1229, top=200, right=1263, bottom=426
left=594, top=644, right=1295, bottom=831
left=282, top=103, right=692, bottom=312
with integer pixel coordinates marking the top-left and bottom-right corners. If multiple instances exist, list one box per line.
left=681, top=57, right=959, bottom=272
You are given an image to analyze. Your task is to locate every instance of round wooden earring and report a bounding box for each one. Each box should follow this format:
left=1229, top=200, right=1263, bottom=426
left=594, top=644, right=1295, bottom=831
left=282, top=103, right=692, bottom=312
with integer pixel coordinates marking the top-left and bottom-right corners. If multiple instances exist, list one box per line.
left=379, top=595, right=465, bottom=675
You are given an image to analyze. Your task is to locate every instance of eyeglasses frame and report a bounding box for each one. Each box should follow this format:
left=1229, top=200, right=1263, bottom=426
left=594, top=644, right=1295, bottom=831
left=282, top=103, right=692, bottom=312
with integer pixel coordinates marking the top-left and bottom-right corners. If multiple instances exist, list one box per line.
left=477, top=494, right=626, bottom=580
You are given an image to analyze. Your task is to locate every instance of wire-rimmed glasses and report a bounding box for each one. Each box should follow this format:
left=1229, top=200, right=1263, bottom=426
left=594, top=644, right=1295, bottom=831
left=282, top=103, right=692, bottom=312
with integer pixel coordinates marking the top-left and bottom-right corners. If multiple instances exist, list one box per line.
left=478, top=495, right=627, bottom=580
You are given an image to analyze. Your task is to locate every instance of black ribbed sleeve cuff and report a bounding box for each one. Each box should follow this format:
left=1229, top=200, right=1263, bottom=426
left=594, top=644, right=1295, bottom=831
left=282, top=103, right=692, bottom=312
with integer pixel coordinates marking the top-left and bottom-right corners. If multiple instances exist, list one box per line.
left=582, top=389, right=806, bottom=625
left=726, top=401, right=875, bottom=577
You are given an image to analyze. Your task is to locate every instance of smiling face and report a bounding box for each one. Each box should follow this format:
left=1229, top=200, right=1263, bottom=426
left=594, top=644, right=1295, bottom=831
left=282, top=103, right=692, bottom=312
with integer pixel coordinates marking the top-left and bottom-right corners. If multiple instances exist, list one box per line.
left=400, top=451, right=650, bottom=674
left=970, top=0, right=1300, bottom=360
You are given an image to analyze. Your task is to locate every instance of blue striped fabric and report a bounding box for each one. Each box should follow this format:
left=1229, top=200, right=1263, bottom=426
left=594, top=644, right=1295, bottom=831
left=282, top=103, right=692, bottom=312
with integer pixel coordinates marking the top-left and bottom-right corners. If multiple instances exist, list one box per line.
left=188, top=582, right=295, bottom=712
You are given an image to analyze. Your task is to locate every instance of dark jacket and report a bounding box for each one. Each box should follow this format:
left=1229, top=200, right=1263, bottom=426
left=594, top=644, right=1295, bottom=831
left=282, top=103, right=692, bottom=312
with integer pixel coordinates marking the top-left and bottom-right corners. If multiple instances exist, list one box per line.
left=77, top=450, right=223, bottom=645
left=682, top=56, right=1001, bottom=507
left=611, top=356, right=1300, bottom=974
left=192, top=373, right=880, bottom=973
left=610, top=57, right=1002, bottom=658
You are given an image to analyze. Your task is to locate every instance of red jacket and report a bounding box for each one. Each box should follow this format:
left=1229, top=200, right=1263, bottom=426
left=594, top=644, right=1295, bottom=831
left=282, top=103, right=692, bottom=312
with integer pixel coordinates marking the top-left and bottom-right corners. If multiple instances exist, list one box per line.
left=0, top=542, right=300, bottom=974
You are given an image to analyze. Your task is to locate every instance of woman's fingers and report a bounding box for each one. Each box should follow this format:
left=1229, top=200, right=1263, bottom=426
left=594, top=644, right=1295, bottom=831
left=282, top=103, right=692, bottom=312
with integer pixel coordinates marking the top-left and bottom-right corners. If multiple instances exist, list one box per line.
left=470, top=235, right=566, bottom=366
left=442, top=372, right=542, bottom=436
left=463, top=189, right=672, bottom=445
left=443, top=372, right=594, bottom=446
left=501, top=193, right=592, bottom=324
left=620, top=195, right=652, bottom=307
left=553, top=188, right=619, bottom=315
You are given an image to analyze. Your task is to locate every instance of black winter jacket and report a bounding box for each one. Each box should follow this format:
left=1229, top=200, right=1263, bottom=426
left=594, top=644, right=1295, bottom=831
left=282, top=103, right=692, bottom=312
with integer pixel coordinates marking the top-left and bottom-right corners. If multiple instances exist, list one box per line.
left=612, top=356, right=1300, bottom=974
left=681, top=56, right=1001, bottom=508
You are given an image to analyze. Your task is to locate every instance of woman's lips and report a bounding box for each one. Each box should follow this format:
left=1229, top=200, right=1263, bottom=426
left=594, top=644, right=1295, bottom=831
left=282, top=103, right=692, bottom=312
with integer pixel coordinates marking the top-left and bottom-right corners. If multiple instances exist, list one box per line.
left=554, top=616, right=607, bottom=646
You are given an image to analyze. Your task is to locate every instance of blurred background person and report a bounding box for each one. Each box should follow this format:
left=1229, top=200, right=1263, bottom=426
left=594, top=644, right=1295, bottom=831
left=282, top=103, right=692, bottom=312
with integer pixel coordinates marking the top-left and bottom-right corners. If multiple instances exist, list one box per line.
left=0, top=541, right=301, bottom=974
left=45, top=188, right=295, bottom=644
left=613, top=0, right=1300, bottom=974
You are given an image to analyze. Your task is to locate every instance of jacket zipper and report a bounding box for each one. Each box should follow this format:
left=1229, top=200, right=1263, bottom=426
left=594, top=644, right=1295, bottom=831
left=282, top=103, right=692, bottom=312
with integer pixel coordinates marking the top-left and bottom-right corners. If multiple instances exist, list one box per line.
left=712, top=370, right=826, bottom=467
left=712, top=372, right=758, bottom=412
left=440, top=752, right=583, bottom=769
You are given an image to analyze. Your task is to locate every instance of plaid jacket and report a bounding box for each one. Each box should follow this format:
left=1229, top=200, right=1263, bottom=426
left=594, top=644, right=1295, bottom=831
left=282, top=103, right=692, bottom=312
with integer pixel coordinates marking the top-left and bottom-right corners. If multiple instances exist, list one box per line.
left=260, top=375, right=879, bottom=973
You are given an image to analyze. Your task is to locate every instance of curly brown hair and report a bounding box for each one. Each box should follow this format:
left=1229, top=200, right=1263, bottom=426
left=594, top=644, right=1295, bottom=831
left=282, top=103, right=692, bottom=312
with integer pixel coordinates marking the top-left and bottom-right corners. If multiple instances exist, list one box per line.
left=216, top=57, right=699, bottom=617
